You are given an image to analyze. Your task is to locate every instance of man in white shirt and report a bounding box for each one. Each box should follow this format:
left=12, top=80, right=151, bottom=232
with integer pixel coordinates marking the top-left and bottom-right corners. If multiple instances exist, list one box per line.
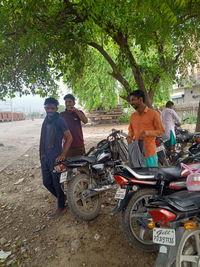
left=161, top=101, right=181, bottom=153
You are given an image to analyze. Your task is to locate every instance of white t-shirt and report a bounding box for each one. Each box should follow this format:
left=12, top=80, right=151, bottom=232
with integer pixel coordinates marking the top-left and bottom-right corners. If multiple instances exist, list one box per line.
left=161, top=108, right=181, bottom=140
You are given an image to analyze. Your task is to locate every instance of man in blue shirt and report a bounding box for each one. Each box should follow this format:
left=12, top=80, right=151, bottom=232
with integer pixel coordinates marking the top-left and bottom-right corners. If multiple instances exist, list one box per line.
left=39, top=98, right=72, bottom=218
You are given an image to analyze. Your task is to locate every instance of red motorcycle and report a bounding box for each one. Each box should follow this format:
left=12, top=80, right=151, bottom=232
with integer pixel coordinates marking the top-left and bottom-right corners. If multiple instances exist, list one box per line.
left=112, top=156, right=200, bottom=252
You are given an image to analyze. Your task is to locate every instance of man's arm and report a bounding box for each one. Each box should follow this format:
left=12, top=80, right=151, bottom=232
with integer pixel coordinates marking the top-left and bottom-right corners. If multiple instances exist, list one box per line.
left=172, top=110, right=181, bottom=126
left=72, top=107, right=88, bottom=124
left=56, top=130, right=73, bottom=162
left=142, top=111, right=165, bottom=138
left=127, top=117, right=135, bottom=144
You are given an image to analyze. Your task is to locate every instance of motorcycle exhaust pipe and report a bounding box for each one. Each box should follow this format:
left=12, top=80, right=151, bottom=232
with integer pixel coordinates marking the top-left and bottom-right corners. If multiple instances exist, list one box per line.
left=82, top=185, right=113, bottom=198
left=93, top=185, right=113, bottom=192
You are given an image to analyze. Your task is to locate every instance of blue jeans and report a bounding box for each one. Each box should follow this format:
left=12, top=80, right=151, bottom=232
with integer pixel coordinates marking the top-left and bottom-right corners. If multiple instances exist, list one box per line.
left=41, top=157, right=65, bottom=209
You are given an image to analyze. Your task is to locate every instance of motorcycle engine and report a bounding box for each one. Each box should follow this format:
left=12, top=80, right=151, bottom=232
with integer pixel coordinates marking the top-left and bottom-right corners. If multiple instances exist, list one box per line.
left=92, top=163, right=114, bottom=184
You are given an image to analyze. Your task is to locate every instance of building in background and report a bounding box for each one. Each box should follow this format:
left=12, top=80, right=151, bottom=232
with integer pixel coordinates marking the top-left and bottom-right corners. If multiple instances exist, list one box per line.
left=172, top=59, right=200, bottom=104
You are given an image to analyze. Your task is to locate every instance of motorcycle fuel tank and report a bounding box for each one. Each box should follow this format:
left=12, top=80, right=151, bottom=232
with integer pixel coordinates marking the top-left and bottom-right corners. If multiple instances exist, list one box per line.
left=96, top=152, right=111, bottom=163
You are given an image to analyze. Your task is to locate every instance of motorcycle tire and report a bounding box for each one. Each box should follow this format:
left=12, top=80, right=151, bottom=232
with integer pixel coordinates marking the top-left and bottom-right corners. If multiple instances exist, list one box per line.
left=176, top=229, right=200, bottom=267
left=121, top=188, right=159, bottom=252
left=67, top=173, right=101, bottom=221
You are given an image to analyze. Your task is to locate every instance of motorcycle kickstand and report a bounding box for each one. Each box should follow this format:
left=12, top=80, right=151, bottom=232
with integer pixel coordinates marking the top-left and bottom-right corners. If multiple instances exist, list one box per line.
left=154, top=227, right=185, bottom=267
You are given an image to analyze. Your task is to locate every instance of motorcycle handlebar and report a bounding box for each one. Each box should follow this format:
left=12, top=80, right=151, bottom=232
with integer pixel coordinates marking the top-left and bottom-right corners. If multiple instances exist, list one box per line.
left=111, top=128, right=128, bottom=138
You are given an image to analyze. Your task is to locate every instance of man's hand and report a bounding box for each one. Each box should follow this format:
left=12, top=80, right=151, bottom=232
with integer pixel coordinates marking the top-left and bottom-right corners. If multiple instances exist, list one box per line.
left=126, top=136, right=134, bottom=144
left=139, top=131, right=147, bottom=139
left=71, top=107, right=88, bottom=124
left=71, top=107, right=78, bottom=112
left=56, top=153, right=66, bottom=162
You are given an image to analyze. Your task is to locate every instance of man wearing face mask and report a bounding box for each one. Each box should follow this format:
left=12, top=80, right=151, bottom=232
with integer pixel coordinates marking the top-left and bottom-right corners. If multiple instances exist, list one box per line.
left=40, top=97, right=73, bottom=218
left=60, top=94, right=88, bottom=157
left=127, top=90, right=165, bottom=167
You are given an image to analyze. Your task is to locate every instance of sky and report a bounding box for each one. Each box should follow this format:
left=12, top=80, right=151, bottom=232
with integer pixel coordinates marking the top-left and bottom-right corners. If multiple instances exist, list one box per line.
left=0, top=81, right=70, bottom=114
left=0, top=94, right=67, bottom=114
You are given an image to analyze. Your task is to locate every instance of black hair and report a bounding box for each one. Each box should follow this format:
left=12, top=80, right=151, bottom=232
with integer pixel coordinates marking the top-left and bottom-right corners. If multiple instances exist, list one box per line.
left=166, top=101, right=174, bottom=108
left=130, top=90, right=145, bottom=102
left=44, top=97, right=59, bottom=106
left=63, top=94, right=75, bottom=102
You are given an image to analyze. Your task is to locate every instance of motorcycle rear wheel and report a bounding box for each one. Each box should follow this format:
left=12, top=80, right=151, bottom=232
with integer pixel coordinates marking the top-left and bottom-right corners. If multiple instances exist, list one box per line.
left=67, top=173, right=101, bottom=221
left=121, top=188, right=159, bottom=252
left=176, top=229, right=200, bottom=267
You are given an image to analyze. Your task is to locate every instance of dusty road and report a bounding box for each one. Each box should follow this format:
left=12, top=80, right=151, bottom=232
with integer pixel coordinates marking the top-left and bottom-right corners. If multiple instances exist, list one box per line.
left=0, top=119, right=131, bottom=171
left=0, top=120, right=42, bottom=172
left=0, top=119, right=157, bottom=267
left=0, top=119, right=197, bottom=267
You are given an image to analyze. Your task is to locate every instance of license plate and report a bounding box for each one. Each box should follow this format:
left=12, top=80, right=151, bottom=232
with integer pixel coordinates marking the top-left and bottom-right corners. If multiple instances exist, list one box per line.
left=153, top=228, right=175, bottom=246
left=114, top=188, right=126, bottom=199
left=60, top=171, right=68, bottom=183
left=156, top=145, right=165, bottom=153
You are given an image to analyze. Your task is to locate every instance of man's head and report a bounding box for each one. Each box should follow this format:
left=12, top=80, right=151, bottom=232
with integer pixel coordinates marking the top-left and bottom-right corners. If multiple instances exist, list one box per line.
left=63, top=94, right=75, bottom=110
left=166, top=101, right=174, bottom=109
left=130, top=90, right=145, bottom=110
left=44, top=97, right=59, bottom=117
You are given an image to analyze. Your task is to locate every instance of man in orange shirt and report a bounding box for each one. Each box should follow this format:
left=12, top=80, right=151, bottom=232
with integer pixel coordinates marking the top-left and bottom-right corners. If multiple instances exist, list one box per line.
left=127, top=90, right=165, bottom=167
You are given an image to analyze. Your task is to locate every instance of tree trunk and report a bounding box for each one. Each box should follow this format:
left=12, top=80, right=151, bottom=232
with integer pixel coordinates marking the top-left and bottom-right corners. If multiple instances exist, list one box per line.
left=196, top=101, right=200, bottom=132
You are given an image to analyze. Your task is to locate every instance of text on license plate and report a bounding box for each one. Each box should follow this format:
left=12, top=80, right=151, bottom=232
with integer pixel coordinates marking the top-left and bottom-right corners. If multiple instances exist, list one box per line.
left=153, top=228, right=175, bottom=246
left=114, top=188, right=126, bottom=199
left=60, top=171, right=68, bottom=183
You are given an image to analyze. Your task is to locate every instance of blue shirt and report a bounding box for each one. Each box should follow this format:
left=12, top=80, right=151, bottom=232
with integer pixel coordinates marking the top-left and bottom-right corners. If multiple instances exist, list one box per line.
left=44, top=117, right=69, bottom=159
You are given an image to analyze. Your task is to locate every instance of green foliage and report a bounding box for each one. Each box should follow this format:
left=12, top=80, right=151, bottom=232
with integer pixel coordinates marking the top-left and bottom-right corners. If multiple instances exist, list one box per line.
left=0, top=0, right=200, bottom=110
left=66, top=47, right=119, bottom=110
left=117, top=115, right=130, bottom=123
left=182, top=114, right=197, bottom=124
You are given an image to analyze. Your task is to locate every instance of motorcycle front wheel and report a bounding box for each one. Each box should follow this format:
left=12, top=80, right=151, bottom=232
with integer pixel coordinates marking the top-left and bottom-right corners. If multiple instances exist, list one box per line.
left=121, top=188, right=159, bottom=252
left=67, top=173, right=101, bottom=221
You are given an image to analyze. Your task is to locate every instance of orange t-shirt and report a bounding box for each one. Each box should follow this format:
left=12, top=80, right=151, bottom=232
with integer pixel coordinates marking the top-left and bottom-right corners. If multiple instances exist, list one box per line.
left=128, top=107, right=165, bottom=158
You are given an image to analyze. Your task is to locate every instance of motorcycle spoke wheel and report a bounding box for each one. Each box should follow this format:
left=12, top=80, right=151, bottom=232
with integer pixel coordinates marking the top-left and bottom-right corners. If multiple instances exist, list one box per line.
left=73, top=179, right=97, bottom=211
left=67, top=174, right=101, bottom=221
left=177, top=229, right=200, bottom=267
left=129, top=195, right=152, bottom=242
left=121, top=188, right=158, bottom=252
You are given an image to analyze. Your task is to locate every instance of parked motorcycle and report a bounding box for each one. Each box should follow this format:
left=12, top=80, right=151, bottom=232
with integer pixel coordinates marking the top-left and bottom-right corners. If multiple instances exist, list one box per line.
left=169, top=132, right=200, bottom=165
left=147, top=190, right=200, bottom=267
left=175, top=123, right=200, bottom=144
left=156, top=136, right=170, bottom=166
left=112, top=156, right=200, bottom=252
left=54, top=129, right=128, bottom=221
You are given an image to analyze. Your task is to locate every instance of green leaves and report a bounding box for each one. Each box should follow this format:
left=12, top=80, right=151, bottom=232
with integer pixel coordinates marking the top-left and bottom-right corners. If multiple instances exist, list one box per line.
left=0, top=0, right=200, bottom=107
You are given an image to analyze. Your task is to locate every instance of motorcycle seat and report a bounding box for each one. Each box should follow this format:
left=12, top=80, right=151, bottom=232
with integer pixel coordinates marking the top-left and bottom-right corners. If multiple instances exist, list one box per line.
left=158, top=165, right=182, bottom=181
left=153, top=191, right=200, bottom=212
left=124, top=166, right=159, bottom=179
left=63, top=155, right=96, bottom=164
left=132, top=167, right=159, bottom=176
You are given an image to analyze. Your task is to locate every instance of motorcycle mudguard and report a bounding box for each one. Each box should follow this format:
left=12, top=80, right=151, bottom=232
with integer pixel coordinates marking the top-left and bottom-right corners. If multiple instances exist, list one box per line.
left=111, top=191, right=134, bottom=215
left=154, top=227, right=185, bottom=267
left=66, top=169, right=73, bottom=181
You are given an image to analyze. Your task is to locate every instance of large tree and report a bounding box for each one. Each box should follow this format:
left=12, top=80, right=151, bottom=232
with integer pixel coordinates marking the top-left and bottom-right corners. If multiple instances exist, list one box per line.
left=0, top=0, right=200, bottom=110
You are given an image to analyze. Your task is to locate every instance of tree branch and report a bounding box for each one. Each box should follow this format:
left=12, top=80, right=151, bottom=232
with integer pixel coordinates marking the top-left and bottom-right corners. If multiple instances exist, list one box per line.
left=110, top=31, right=152, bottom=106
left=173, top=48, right=184, bottom=64
left=88, top=41, right=132, bottom=94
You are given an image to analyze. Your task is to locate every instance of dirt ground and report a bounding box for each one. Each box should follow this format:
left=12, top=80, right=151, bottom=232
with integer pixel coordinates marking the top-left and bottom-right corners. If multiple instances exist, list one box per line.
left=0, top=119, right=196, bottom=267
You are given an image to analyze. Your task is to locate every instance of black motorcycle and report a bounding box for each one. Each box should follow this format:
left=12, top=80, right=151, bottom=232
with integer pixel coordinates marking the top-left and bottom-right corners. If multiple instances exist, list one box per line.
left=170, top=133, right=200, bottom=165
left=147, top=191, right=200, bottom=267
left=54, top=129, right=128, bottom=221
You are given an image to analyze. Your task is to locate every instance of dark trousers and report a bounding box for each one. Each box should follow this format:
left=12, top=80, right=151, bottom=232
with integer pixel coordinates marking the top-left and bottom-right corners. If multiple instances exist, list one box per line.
left=41, top=157, right=65, bottom=209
